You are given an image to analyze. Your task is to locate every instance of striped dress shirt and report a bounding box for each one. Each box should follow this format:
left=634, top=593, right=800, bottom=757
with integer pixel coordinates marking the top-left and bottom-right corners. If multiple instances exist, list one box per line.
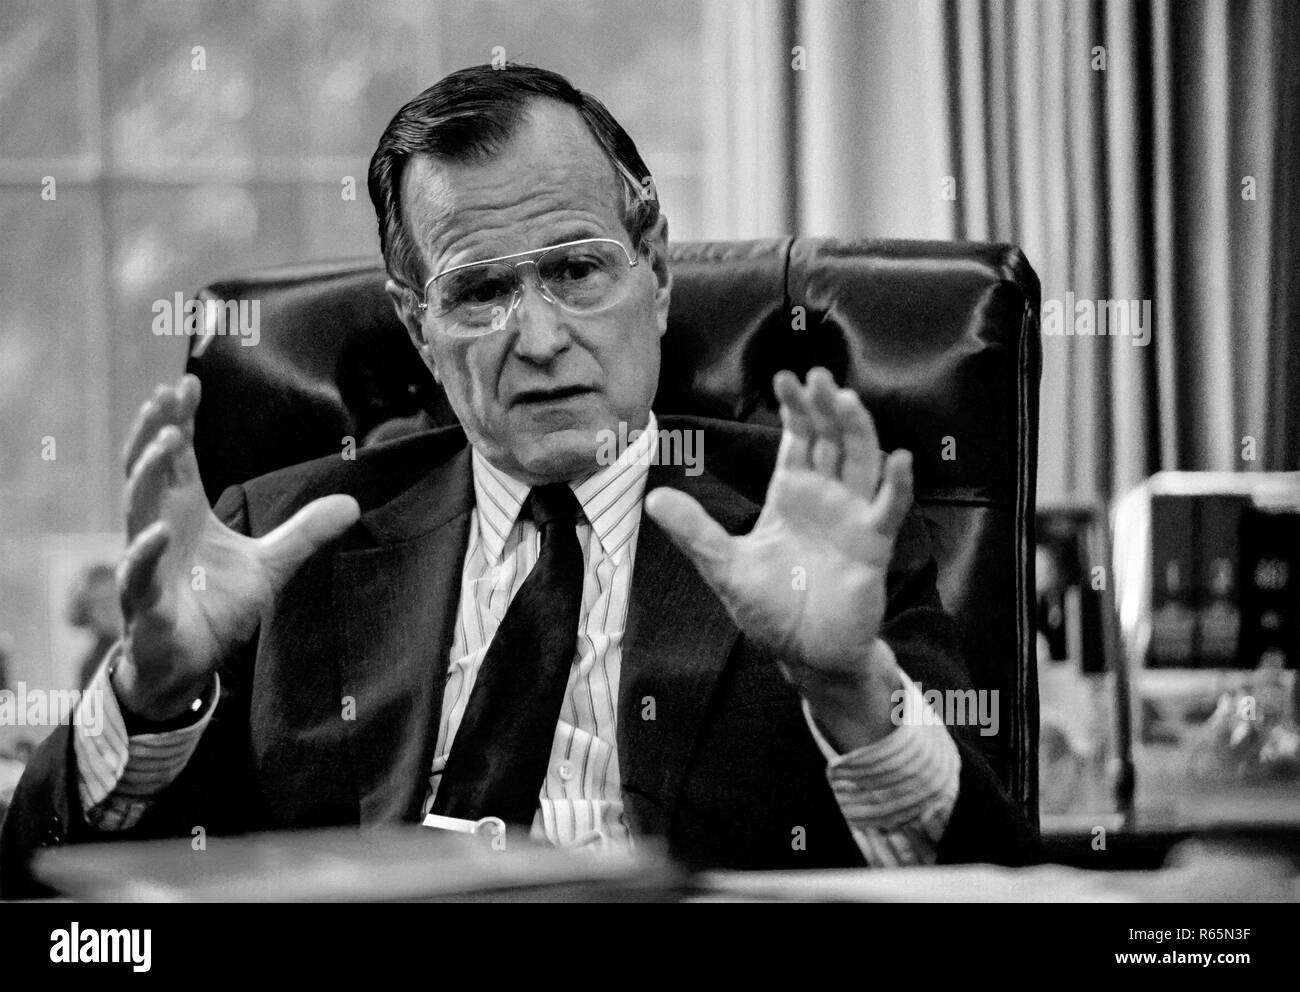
left=74, top=412, right=961, bottom=864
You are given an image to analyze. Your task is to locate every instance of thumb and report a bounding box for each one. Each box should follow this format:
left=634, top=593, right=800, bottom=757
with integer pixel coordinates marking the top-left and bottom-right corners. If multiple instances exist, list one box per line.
left=259, top=494, right=361, bottom=588
left=644, top=487, right=733, bottom=587
left=872, top=449, right=914, bottom=538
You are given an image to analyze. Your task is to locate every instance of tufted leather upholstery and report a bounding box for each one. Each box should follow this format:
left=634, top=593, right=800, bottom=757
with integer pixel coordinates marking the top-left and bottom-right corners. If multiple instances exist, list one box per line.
left=185, top=237, right=1042, bottom=824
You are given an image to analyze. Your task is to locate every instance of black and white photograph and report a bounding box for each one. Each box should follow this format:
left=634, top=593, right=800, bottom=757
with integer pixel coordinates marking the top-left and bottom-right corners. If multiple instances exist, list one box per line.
left=0, top=0, right=1295, bottom=970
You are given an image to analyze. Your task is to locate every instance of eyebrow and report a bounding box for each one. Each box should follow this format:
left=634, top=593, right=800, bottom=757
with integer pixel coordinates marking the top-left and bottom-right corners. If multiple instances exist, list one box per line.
left=449, top=225, right=617, bottom=269
left=529, top=224, right=613, bottom=251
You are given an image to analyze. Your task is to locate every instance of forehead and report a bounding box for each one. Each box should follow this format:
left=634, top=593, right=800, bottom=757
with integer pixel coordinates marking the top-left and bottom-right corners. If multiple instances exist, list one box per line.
left=401, top=99, right=628, bottom=272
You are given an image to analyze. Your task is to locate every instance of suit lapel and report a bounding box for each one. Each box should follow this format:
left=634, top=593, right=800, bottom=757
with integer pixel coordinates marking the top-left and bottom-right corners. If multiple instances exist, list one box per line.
left=617, top=459, right=762, bottom=839
left=333, top=446, right=473, bottom=824
left=328, top=425, right=766, bottom=833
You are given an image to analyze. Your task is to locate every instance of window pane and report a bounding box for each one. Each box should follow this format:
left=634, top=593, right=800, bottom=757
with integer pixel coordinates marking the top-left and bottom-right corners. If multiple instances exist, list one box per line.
left=104, top=0, right=302, bottom=170
left=0, top=0, right=93, bottom=161
left=0, top=188, right=109, bottom=534
left=298, top=0, right=424, bottom=159
left=104, top=183, right=303, bottom=462
left=300, top=181, right=384, bottom=260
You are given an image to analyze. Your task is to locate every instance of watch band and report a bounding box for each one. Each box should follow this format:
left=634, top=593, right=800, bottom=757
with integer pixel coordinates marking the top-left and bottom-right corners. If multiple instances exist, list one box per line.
left=108, top=649, right=215, bottom=736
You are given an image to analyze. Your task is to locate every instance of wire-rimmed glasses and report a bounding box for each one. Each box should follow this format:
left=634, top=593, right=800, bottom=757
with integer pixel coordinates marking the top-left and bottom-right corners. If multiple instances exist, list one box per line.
left=416, top=237, right=640, bottom=337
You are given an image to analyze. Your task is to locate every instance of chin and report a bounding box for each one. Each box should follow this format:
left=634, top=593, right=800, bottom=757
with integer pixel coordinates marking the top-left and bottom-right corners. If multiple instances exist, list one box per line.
left=511, top=427, right=605, bottom=483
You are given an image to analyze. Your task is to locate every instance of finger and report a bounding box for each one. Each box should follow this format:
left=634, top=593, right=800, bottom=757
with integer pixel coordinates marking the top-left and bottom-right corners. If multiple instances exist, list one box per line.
left=173, top=373, right=202, bottom=441
left=836, top=388, right=882, bottom=499
left=644, top=486, right=733, bottom=588
left=122, top=385, right=179, bottom=478
left=259, top=494, right=361, bottom=589
left=121, top=376, right=200, bottom=478
left=117, top=521, right=171, bottom=618
left=124, top=425, right=185, bottom=539
left=871, top=449, right=914, bottom=538
left=805, top=368, right=842, bottom=477
left=774, top=371, right=813, bottom=471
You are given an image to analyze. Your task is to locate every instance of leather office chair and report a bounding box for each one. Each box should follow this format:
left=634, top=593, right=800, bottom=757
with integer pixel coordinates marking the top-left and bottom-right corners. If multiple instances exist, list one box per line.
left=185, top=237, right=1043, bottom=826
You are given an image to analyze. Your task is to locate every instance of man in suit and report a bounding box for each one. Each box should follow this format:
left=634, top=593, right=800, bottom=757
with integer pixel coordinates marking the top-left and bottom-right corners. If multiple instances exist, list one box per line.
left=1, top=64, right=1033, bottom=896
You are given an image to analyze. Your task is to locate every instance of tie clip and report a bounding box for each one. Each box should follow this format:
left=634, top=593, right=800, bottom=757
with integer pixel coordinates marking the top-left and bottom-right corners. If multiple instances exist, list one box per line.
left=422, top=813, right=507, bottom=840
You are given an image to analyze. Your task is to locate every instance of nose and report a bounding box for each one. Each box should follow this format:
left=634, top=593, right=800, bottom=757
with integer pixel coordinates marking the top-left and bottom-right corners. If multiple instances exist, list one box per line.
left=509, top=261, right=571, bottom=363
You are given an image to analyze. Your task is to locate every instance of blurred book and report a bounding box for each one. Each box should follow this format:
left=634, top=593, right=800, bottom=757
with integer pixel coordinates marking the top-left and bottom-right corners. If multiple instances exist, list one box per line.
left=1147, top=493, right=1256, bottom=668
left=1112, top=473, right=1300, bottom=825
left=1035, top=505, right=1117, bottom=817
left=1114, top=473, right=1300, bottom=671
left=1197, top=495, right=1250, bottom=666
left=1036, top=506, right=1109, bottom=674
left=1238, top=506, right=1300, bottom=671
left=1149, top=494, right=1198, bottom=666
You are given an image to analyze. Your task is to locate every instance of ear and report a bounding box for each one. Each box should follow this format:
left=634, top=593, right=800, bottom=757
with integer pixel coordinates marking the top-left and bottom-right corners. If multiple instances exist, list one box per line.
left=642, top=214, right=672, bottom=337
left=385, top=278, right=439, bottom=380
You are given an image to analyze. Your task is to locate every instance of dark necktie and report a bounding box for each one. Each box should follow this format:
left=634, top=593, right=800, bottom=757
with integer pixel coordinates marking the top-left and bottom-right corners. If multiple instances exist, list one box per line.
left=430, top=483, right=584, bottom=828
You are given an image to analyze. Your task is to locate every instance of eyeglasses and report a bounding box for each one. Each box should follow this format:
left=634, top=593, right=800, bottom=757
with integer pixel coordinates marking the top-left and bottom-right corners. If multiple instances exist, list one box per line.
left=416, top=237, right=640, bottom=337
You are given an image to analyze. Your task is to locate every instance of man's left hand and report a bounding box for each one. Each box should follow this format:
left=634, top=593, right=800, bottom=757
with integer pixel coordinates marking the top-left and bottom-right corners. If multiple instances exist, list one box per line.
left=645, top=367, right=913, bottom=750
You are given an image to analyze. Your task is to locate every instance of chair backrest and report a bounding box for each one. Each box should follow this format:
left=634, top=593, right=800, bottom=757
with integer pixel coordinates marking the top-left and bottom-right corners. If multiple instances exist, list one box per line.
left=186, top=237, right=1042, bottom=823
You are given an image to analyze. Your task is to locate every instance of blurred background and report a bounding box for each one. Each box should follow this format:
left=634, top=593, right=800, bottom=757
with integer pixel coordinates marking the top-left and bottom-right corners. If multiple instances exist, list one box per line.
left=1, top=1, right=1297, bottom=825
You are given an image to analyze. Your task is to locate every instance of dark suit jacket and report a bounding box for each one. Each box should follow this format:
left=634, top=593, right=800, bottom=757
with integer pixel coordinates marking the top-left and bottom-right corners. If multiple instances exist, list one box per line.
left=1, top=415, right=1035, bottom=897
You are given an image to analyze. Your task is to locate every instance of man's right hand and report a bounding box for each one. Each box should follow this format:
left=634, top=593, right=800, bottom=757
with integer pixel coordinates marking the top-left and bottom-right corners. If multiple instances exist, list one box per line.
left=114, top=374, right=360, bottom=721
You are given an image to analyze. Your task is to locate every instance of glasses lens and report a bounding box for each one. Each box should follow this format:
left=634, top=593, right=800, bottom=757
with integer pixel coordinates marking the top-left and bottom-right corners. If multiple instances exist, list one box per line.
left=430, top=262, right=517, bottom=328
left=537, top=241, right=631, bottom=313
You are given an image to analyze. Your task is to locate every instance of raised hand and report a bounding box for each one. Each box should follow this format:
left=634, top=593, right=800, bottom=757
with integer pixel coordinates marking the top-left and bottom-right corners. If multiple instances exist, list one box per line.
left=645, top=368, right=913, bottom=745
left=114, top=375, right=359, bottom=720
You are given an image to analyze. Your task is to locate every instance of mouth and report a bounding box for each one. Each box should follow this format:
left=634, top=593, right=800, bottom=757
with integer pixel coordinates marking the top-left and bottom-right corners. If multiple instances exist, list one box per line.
left=511, top=385, right=596, bottom=406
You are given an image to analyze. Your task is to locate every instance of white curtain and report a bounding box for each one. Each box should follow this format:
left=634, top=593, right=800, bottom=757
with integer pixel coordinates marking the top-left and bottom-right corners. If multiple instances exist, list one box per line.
left=699, top=0, right=794, bottom=237
left=704, top=0, right=1300, bottom=503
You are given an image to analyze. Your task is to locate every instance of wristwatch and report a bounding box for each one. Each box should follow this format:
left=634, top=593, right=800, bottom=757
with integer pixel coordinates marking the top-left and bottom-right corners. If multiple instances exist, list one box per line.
left=107, top=648, right=215, bottom=736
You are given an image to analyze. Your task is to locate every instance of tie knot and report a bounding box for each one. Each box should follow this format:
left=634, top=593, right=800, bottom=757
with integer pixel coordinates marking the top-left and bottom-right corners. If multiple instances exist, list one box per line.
left=526, top=483, right=581, bottom=530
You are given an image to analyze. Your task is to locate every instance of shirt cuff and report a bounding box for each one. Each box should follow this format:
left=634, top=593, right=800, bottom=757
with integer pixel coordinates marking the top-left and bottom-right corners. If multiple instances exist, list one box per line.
left=73, top=643, right=220, bottom=831
left=801, top=666, right=961, bottom=866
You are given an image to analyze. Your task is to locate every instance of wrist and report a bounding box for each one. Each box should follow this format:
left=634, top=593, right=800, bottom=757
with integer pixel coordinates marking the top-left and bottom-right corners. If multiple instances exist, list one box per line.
left=801, top=639, right=902, bottom=751
left=109, top=645, right=212, bottom=727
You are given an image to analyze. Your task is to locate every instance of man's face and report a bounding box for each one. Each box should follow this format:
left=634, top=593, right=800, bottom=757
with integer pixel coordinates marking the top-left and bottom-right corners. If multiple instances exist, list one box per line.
left=387, top=99, right=671, bottom=485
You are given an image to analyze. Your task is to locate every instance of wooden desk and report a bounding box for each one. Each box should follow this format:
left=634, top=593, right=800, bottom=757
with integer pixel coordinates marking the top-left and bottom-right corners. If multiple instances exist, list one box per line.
left=29, top=824, right=1300, bottom=902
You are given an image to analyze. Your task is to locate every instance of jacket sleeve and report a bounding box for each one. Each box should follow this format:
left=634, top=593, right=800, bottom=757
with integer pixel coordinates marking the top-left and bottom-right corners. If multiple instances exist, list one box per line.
left=0, top=484, right=263, bottom=899
left=879, top=507, right=1040, bottom=867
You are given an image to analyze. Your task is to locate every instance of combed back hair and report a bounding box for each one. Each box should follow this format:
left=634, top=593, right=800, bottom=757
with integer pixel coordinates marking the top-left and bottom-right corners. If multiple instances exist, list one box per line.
left=367, top=62, right=660, bottom=294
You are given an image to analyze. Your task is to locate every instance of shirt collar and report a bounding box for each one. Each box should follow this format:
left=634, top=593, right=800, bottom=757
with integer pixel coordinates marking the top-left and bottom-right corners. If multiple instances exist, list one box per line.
left=470, top=412, right=658, bottom=565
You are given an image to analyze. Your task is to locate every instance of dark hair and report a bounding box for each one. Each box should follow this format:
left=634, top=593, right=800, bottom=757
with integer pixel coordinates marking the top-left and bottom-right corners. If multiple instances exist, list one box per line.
left=367, top=62, right=660, bottom=292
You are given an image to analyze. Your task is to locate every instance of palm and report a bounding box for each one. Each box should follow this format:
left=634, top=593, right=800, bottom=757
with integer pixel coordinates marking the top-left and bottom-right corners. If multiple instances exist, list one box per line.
left=647, top=368, right=911, bottom=688
left=118, top=375, right=358, bottom=712
left=131, top=503, right=275, bottom=681
left=719, top=468, right=894, bottom=675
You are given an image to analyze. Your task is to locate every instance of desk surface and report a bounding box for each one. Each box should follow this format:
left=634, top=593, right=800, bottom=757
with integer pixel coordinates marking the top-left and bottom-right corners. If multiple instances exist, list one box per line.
left=30, top=825, right=1300, bottom=903
left=33, top=826, right=686, bottom=902
left=700, top=844, right=1299, bottom=903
